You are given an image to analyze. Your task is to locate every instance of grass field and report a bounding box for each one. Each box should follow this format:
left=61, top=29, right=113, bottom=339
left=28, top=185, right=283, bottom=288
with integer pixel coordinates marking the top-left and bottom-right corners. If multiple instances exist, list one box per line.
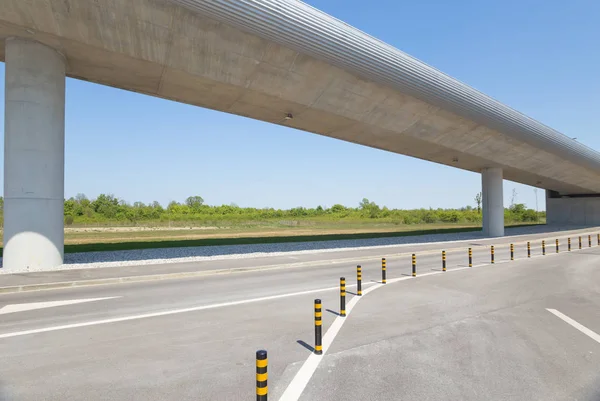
left=0, top=222, right=545, bottom=255
left=52, top=222, right=544, bottom=254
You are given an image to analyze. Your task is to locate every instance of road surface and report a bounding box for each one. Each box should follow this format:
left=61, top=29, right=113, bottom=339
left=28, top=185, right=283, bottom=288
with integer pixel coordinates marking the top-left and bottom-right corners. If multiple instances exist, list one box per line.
left=1, top=233, right=599, bottom=400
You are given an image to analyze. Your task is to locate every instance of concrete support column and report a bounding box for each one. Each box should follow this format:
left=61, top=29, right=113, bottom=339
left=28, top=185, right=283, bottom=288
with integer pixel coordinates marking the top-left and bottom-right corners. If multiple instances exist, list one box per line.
left=482, top=167, right=504, bottom=237
left=3, top=38, right=66, bottom=271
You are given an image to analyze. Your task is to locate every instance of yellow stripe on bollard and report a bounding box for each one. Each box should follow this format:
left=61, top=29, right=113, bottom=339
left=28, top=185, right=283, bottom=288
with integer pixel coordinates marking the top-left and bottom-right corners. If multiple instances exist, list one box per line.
left=468, top=248, right=473, bottom=267
left=442, top=250, right=446, bottom=272
left=256, top=350, right=268, bottom=400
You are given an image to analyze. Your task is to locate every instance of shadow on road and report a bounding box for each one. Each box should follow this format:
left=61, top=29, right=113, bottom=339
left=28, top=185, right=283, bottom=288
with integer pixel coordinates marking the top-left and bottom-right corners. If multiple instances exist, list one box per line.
left=325, top=309, right=341, bottom=317
left=296, top=340, right=314, bottom=353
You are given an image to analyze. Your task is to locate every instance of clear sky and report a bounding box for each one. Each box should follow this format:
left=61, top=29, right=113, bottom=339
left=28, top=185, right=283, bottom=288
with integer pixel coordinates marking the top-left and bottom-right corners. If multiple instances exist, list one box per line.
left=0, top=0, right=598, bottom=211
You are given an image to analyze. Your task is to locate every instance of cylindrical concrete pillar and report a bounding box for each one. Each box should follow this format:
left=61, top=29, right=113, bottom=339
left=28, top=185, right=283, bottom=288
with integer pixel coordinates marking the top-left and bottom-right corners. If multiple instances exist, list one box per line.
left=3, top=38, right=66, bottom=271
left=481, top=167, right=504, bottom=237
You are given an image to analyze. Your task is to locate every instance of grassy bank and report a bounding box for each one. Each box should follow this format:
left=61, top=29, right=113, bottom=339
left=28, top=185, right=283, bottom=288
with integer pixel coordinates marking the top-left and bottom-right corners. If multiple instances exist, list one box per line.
left=55, top=222, right=543, bottom=254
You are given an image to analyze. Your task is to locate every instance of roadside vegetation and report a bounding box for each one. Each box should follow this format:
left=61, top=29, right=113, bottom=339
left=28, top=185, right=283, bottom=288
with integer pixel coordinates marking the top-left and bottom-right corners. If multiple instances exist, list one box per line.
left=54, top=193, right=544, bottom=227
left=0, top=194, right=545, bottom=253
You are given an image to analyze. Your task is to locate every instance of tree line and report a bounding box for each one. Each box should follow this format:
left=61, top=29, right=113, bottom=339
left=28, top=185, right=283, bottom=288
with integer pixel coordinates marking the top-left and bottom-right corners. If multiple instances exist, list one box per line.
left=0, top=194, right=544, bottom=226
left=16, top=193, right=546, bottom=226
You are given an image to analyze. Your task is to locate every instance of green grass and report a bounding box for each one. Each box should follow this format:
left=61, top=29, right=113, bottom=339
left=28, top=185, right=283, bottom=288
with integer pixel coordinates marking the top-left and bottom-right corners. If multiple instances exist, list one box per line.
left=55, top=223, right=543, bottom=254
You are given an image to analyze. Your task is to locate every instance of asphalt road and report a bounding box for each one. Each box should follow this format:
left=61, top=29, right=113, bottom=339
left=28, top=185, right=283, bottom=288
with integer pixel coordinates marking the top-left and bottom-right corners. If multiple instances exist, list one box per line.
left=1, top=236, right=600, bottom=400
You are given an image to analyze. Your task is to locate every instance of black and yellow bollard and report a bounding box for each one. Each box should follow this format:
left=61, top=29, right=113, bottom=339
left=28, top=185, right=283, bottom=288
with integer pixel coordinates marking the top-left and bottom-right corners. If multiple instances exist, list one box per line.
left=256, top=350, right=268, bottom=401
left=356, top=265, right=362, bottom=296
left=542, top=240, right=546, bottom=255
left=510, top=244, right=514, bottom=261
left=491, top=246, right=495, bottom=264
left=597, top=233, right=599, bottom=246
left=340, top=277, right=346, bottom=317
left=468, top=248, right=473, bottom=267
left=411, top=254, right=416, bottom=277
left=314, top=299, right=322, bottom=355
left=579, top=236, right=582, bottom=249
left=442, top=250, right=446, bottom=272
left=556, top=239, right=559, bottom=253
left=527, top=242, right=531, bottom=258
left=589, top=235, right=592, bottom=248
left=568, top=237, right=571, bottom=251
left=381, top=258, right=387, bottom=284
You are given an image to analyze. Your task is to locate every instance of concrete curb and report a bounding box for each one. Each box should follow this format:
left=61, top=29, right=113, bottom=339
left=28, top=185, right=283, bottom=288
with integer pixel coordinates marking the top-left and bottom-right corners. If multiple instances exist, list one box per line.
left=1, top=230, right=597, bottom=295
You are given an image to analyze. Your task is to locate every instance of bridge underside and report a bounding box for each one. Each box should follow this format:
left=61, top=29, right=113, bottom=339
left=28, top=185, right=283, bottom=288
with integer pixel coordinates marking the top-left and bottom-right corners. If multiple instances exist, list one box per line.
left=1, top=0, right=599, bottom=195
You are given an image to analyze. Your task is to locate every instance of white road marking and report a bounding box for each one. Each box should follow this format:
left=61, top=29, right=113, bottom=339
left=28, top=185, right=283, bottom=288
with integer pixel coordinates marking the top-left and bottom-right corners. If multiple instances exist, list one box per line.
left=277, top=268, right=470, bottom=401
left=547, top=309, right=600, bottom=344
left=0, top=297, right=121, bottom=315
left=0, top=283, right=373, bottom=340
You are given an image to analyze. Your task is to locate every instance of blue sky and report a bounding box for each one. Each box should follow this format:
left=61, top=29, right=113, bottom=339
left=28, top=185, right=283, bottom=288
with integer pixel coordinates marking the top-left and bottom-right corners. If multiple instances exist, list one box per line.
left=1, top=0, right=598, bottom=211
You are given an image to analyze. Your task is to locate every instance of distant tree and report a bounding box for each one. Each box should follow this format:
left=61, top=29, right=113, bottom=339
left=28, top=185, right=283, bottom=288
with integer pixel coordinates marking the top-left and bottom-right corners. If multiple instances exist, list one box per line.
left=92, top=194, right=120, bottom=218
left=475, top=192, right=482, bottom=214
left=75, top=193, right=88, bottom=202
left=185, top=196, right=204, bottom=209
left=330, top=204, right=346, bottom=214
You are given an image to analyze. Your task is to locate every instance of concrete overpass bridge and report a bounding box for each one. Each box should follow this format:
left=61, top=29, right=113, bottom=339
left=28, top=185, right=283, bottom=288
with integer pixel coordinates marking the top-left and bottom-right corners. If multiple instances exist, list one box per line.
left=1, top=0, right=599, bottom=271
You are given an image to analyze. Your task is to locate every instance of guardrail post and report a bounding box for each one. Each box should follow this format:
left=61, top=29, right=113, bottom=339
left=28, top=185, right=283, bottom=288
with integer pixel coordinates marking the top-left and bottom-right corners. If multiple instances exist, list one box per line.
left=256, top=350, right=268, bottom=401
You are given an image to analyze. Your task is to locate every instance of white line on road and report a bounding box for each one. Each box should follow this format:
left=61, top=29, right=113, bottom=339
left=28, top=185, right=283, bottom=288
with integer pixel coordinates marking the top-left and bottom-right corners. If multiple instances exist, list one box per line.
left=277, top=268, right=472, bottom=401
left=0, top=282, right=373, bottom=340
left=0, top=297, right=121, bottom=315
left=546, top=308, right=600, bottom=344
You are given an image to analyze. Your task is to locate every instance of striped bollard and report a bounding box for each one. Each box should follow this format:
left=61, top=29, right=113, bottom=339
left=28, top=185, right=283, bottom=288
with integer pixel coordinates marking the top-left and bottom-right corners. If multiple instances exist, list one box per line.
left=568, top=238, right=571, bottom=251
left=579, top=236, right=582, bottom=249
left=597, top=233, right=599, bottom=246
left=411, top=254, right=416, bottom=277
left=340, top=277, right=346, bottom=317
left=468, top=248, right=473, bottom=267
left=357, top=265, right=362, bottom=296
left=381, top=258, right=387, bottom=284
left=542, top=240, right=546, bottom=255
left=510, top=244, right=514, bottom=261
left=589, top=235, right=592, bottom=248
left=256, top=350, right=268, bottom=401
left=314, top=299, right=322, bottom=355
left=491, top=246, right=495, bottom=264
left=442, top=250, right=446, bottom=272
left=556, top=239, right=559, bottom=253
left=527, top=242, right=531, bottom=258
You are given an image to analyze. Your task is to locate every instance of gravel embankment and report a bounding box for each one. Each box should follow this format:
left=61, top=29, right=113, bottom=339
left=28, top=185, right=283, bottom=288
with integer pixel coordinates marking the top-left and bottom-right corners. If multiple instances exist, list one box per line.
left=0, top=224, right=592, bottom=274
